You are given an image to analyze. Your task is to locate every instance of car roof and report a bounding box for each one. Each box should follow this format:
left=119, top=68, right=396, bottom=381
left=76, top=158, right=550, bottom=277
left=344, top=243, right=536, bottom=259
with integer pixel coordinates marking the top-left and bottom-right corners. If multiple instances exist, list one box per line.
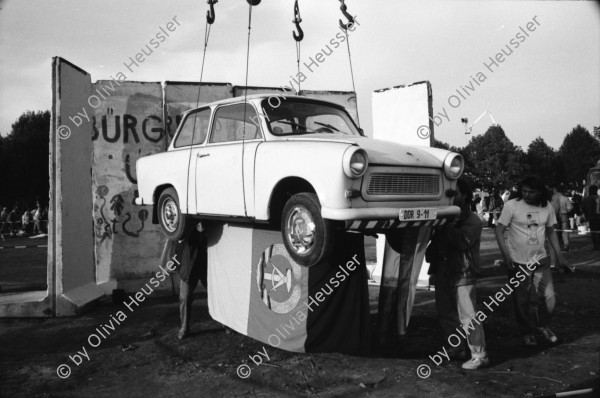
left=181, top=94, right=345, bottom=115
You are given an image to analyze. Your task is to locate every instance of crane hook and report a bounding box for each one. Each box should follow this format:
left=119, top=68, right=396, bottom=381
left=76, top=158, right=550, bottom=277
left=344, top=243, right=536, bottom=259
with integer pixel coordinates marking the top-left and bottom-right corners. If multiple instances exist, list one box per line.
left=338, top=0, right=355, bottom=31
left=293, top=0, right=304, bottom=42
left=206, top=0, right=217, bottom=25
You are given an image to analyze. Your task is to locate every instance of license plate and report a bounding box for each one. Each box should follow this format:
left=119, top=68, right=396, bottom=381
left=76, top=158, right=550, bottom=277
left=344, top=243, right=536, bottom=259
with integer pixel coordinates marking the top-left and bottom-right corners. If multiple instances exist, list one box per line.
left=399, top=208, right=437, bottom=221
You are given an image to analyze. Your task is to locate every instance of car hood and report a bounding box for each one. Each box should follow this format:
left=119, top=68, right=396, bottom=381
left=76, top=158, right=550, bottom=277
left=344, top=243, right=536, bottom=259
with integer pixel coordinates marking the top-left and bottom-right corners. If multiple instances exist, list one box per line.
left=281, top=134, right=449, bottom=168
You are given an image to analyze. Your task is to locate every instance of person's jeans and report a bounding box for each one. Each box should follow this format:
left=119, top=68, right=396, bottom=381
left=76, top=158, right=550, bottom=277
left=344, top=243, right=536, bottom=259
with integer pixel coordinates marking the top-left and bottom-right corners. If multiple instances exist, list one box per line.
left=508, top=265, right=556, bottom=335
left=179, top=275, right=200, bottom=333
left=457, top=284, right=487, bottom=358
left=559, top=213, right=570, bottom=248
left=434, top=265, right=460, bottom=339
left=435, top=266, right=486, bottom=358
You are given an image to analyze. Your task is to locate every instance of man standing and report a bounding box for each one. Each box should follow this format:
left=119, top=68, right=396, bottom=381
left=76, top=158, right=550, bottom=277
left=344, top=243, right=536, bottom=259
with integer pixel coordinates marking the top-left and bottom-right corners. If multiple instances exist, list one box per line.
left=491, top=190, right=504, bottom=227
left=569, top=189, right=583, bottom=230
left=160, top=224, right=208, bottom=340
left=7, top=205, right=21, bottom=236
left=582, top=185, right=600, bottom=250
left=483, top=194, right=493, bottom=228
left=427, top=178, right=489, bottom=370
left=495, top=175, right=569, bottom=346
left=551, top=185, right=573, bottom=251
left=32, top=202, right=43, bottom=235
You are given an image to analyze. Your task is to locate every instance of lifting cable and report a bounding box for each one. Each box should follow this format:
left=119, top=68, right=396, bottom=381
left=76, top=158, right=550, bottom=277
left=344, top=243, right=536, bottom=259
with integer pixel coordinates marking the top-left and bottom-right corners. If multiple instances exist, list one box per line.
left=292, top=0, right=304, bottom=93
left=241, top=0, right=261, bottom=217
left=186, top=0, right=217, bottom=214
left=193, top=0, right=217, bottom=111
left=338, top=0, right=360, bottom=127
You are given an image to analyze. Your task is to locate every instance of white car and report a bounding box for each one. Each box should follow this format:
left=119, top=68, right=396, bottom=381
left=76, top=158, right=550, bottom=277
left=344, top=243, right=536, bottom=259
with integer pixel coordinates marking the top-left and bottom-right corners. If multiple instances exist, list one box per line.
left=134, top=94, right=463, bottom=266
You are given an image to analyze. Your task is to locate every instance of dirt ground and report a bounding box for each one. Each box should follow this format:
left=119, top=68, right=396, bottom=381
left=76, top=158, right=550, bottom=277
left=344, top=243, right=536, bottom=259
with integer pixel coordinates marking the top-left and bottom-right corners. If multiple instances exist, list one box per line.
left=1, top=229, right=599, bottom=398
left=0, top=234, right=47, bottom=293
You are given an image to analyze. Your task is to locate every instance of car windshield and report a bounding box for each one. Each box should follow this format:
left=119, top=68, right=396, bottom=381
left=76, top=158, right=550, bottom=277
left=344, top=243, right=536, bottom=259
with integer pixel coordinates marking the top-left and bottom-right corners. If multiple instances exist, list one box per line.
left=261, top=98, right=360, bottom=136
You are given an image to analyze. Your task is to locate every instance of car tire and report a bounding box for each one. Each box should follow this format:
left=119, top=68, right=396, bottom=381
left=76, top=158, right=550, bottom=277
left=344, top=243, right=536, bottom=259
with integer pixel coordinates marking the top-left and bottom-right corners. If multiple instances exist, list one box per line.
left=157, top=188, right=194, bottom=241
left=281, top=193, right=334, bottom=267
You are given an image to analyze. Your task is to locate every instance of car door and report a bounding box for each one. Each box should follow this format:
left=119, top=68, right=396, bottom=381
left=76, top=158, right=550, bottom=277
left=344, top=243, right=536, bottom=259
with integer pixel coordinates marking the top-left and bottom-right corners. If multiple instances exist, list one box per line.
left=194, top=103, right=262, bottom=217
left=171, top=107, right=212, bottom=214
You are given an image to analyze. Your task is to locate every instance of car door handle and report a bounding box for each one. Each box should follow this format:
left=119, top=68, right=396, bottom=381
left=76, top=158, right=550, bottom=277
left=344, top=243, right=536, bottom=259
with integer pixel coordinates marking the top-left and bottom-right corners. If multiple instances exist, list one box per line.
left=197, top=153, right=210, bottom=158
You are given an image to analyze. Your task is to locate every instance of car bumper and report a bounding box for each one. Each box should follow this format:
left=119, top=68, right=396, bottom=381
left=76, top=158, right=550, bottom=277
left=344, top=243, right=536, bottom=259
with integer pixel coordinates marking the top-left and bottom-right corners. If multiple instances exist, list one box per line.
left=321, top=205, right=461, bottom=231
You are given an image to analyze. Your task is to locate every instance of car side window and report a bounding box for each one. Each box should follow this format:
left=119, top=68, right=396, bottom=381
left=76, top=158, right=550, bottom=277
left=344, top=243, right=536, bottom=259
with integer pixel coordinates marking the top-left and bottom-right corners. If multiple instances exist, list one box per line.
left=209, top=104, right=261, bottom=144
left=174, top=108, right=211, bottom=148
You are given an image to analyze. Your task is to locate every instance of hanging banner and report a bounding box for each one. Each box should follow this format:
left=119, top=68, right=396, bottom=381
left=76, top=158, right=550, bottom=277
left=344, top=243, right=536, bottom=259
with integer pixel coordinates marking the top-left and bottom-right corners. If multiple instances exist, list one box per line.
left=206, top=223, right=370, bottom=354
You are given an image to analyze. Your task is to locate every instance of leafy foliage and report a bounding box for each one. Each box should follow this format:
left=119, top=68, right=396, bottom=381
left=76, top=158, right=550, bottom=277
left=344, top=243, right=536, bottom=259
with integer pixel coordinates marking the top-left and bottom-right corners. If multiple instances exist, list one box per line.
left=432, top=138, right=450, bottom=150
left=432, top=138, right=462, bottom=153
left=461, top=125, right=528, bottom=191
left=557, top=125, right=600, bottom=186
left=0, top=110, right=50, bottom=210
left=526, top=137, right=561, bottom=186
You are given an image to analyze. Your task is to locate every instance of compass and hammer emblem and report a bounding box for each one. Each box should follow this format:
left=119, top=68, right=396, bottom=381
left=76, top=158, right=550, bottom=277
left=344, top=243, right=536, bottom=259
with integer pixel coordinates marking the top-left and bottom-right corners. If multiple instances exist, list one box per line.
left=256, top=243, right=302, bottom=314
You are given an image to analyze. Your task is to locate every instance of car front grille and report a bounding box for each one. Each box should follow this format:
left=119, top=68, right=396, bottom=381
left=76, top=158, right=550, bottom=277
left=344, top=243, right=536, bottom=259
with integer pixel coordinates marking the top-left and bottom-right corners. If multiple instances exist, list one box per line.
left=367, top=174, right=439, bottom=195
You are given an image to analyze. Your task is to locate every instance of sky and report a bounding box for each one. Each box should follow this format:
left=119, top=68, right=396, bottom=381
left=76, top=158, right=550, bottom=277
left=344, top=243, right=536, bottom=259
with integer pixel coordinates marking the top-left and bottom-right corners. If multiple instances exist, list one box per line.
left=0, top=0, right=598, bottom=151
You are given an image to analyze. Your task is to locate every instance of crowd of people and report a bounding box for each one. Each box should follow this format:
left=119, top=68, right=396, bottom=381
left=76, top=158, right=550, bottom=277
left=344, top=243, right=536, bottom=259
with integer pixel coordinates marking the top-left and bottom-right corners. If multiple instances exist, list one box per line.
left=0, top=201, right=48, bottom=238
left=471, top=183, right=599, bottom=252
left=425, top=176, right=599, bottom=371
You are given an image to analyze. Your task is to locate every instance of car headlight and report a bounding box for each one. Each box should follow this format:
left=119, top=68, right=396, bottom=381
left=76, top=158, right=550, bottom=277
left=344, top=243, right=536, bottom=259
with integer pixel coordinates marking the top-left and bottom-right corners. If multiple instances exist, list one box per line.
left=443, top=153, right=464, bottom=180
left=343, top=147, right=368, bottom=179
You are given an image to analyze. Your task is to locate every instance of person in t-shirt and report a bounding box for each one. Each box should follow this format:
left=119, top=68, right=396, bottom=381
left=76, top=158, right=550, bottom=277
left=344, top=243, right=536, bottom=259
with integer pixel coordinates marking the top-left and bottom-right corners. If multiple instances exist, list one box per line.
left=568, top=189, right=583, bottom=230
left=495, top=175, right=571, bottom=347
left=32, top=202, right=43, bottom=235
left=21, top=209, right=31, bottom=234
left=7, top=206, right=21, bottom=236
left=582, top=185, right=600, bottom=250
left=490, top=190, right=504, bottom=228
left=550, top=185, right=573, bottom=251
left=0, top=206, right=9, bottom=235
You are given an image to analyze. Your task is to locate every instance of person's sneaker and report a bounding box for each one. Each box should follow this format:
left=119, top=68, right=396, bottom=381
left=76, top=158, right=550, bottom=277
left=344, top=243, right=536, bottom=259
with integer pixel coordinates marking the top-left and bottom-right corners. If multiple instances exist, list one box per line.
left=523, top=334, right=537, bottom=346
left=537, top=327, right=558, bottom=343
left=461, top=356, right=490, bottom=370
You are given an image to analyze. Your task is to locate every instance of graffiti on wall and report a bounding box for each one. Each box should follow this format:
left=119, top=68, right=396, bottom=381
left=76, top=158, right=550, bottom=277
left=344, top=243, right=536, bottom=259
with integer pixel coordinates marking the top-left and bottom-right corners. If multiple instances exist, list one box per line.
left=91, top=112, right=183, bottom=145
left=94, top=184, right=149, bottom=242
left=92, top=106, right=170, bottom=245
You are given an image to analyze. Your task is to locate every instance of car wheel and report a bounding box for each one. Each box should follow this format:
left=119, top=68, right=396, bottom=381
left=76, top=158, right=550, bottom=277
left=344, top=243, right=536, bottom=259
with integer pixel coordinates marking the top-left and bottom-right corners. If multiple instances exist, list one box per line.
left=157, top=188, right=194, bottom=241
left=281, top=193, right=334, bottom=267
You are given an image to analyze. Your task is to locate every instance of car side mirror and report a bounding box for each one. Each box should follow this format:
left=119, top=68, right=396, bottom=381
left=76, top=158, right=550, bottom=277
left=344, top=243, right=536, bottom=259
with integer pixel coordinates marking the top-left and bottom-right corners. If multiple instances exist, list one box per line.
left=357, top=127, right=365, bottom=136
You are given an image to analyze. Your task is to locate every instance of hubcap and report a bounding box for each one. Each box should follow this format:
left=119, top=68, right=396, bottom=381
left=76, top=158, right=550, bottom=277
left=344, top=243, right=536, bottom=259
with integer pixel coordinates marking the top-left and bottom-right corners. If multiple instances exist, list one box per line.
left=285, top=206, right=316, bottom=255
left=161, top=198, right=179, bottom=233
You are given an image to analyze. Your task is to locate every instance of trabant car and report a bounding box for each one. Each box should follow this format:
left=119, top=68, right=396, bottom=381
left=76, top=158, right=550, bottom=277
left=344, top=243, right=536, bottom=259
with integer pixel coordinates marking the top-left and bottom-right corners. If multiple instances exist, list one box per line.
left=134, top=94, right=463, bottom=266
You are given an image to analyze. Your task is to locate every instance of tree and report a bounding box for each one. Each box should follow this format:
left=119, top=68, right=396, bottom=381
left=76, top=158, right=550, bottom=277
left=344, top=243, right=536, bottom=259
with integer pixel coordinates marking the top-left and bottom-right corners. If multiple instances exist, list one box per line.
left=462, top=125, right=528, bottom=191
left=557, top=125, right=600, bottom=186
left=0, top=110, right=50, bottom=210
left=432, top=138, right=450, bottom=150
left=432, top=138, right=462, bottom=153
left=526, top=137, right=561, bottom=186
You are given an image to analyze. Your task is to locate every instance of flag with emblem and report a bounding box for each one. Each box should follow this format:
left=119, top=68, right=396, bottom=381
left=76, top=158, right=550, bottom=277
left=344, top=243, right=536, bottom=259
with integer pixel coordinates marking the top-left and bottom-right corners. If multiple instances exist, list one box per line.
left=206, top=223, right=370, bottom=354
